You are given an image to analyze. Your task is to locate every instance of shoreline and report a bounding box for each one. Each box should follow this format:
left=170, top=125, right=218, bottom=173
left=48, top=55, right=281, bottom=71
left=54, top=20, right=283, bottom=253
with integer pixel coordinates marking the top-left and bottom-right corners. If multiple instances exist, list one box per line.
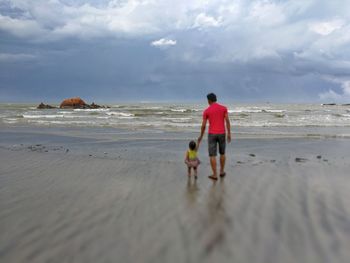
left=2, top=125, right=350, bottom=141
left=1, top=126, right=349, bottom=162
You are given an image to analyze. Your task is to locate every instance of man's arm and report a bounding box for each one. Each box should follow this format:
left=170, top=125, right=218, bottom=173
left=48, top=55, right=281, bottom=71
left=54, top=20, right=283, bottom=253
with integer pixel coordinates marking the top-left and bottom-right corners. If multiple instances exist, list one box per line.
left=195, top=138, right=201, bottom=151
left=225, top=112, right=231, bottom=143
left=198, top=118, right=207, bottom=143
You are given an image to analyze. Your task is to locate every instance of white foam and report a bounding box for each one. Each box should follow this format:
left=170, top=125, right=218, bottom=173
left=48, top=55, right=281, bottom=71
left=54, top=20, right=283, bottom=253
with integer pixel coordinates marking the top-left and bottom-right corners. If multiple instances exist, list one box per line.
left=229, top=108, right=262, bottom=113
left=74, top=108, right=110, bottom=112
left=161, top=117, right=192, bottom=123
left=106, top=112, right=135, bottom=117
left=229, top=108, right=286, bottom=113
left=146, top=106, right=162, bottom=109
left=28, top=120, right=98, bottom=125
left=170, top=109, right=187, bottom=112
left=265, top=110, right=286, bottom=113
left=23, top=114, right=65, bottom=119
left=3, top=118, right=18, bottom=123
left=23, top=114, right=87, bottom=119
left=114, top=116, right=136, bottom=119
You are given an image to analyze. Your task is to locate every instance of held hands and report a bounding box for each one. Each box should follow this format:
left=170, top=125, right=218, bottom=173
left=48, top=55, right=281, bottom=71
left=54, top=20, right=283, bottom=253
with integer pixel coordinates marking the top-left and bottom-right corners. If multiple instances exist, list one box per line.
left=196, top=137, right=202, bottom=151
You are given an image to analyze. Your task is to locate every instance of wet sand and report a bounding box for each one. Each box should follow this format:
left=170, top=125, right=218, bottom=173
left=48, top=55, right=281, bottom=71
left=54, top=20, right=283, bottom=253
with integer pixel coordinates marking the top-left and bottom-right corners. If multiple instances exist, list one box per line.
left=1, top=128, right=350, bottom=263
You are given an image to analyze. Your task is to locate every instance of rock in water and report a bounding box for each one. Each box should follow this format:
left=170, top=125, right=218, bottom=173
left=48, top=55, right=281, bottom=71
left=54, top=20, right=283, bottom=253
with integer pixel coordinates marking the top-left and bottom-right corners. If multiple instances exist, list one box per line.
left=37, top=102, right=56, bottom=109
left=90, top=102, right=103, bottom=109
left=295, top=157, right=308, bottom=163
left=60, top=97, right=87, bottom=109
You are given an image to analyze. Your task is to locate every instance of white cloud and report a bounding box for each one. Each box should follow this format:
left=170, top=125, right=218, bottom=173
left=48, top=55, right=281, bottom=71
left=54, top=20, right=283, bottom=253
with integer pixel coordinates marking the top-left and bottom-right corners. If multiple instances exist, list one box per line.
left=193, top=13, right=222, bottom=28
left=248, top=1, right=286, bottom=26
left=0, top=14, right=46, bottom=38
left=0, top=1, right=233, bottom=40
left=1, top=0, right=350, bottom=75
left=319, top=89, right=343, bottom=101
left=309, top=19, right=344, bottom=36
left=319, top=78, right=350, bottom=102
left=0, top=53, right=37, bottom=62
left=337, top=80, right=350, bottom=96
left=151, top=38, right=177, bottom=47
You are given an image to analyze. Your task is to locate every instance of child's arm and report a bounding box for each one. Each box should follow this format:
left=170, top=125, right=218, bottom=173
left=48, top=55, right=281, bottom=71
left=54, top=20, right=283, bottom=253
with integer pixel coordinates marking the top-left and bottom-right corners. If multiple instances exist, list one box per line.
left=184, top=151, right=189, bottom=162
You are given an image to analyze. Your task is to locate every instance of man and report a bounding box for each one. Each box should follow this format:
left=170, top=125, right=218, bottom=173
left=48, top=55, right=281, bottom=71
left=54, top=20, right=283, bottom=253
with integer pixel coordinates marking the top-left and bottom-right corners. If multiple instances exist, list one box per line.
left=198, top=93, right=231, bottom=180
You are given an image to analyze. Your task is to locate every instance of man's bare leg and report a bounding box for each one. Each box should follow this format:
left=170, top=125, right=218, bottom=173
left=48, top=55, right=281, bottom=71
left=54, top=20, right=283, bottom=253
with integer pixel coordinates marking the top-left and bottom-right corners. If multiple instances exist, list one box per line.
left=210, top=156, right=217, bottom=178
left=220, top=154, right=226, bottom=175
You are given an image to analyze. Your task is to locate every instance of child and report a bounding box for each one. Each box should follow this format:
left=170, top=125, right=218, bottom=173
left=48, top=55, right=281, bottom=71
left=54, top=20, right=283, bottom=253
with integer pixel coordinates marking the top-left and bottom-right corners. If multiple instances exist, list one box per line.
left=185, top=140, right=201, bottom=178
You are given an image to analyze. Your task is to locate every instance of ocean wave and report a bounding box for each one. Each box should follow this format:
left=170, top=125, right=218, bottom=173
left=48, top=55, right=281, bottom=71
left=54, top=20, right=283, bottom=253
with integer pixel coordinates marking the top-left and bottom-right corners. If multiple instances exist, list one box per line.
left=171, top=109, right=186, bottom=112
left=3, top=118, right=19, bottom=123
left=229, top=108, right=286, bottom=113
left=229, top=109, right=262, bottom=113
left=23, top=114, right=66, bottom=119
left=106, top=112, right=135, bottom=117
left=74, top=108, right=110, bottom=112
left=22, top=114, right=87, bottom=119
left=161, top=117, right=192, bottom=122
left=27, top=120, right=99, bottom=125
left=170, top=109, right=196, bottom=113
left=2, top=103, right=350, bottom=131
left=264, top=109, right=286, bottom=113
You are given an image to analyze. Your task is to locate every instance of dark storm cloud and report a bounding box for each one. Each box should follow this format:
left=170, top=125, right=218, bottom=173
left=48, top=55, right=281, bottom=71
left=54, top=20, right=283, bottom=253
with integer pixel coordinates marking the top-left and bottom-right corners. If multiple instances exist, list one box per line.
left=1, top=0, right=350, bottom=102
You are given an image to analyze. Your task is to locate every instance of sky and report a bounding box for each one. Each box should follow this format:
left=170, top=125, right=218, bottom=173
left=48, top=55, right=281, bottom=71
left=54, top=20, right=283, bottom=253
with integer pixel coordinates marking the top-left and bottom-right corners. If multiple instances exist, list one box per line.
left=1, top=0, right=350, bottom=103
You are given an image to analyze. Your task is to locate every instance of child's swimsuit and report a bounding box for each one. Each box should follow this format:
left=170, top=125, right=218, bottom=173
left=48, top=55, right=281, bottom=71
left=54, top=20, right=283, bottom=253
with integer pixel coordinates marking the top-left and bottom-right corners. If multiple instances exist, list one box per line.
left=188, top=150, right=197, bottom=160
left=186, top=150, right=200, bottom=168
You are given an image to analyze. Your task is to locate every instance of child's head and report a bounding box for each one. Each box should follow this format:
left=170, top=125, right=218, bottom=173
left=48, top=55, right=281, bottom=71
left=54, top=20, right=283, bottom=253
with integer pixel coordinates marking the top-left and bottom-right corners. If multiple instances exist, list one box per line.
left=189, top=140, right=196, bottom=150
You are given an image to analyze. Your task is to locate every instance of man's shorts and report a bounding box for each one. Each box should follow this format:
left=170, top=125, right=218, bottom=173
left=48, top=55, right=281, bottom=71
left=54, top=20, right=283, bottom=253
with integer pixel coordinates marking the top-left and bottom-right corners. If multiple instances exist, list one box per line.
left=208, top=134, right=226, bottom=157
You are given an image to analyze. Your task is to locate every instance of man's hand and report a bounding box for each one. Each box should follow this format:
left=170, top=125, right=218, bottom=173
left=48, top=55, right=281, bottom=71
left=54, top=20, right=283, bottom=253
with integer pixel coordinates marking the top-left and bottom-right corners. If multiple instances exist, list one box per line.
left=224, top=112, right=231, bottom=143
left=198, top=118, right=206, bottom=144
left=227, top=133, right=231, bottom=143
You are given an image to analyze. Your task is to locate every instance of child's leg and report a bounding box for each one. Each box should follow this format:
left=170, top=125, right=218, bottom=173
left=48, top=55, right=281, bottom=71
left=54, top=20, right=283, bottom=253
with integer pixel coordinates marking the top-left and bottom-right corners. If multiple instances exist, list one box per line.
left=187, top=167, right=191, bottom=176
left=194, top=167, right=198, bottom=178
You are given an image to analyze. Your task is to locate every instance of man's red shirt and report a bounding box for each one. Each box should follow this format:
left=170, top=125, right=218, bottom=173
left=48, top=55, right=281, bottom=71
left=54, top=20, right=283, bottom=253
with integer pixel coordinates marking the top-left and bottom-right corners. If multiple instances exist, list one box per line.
left=203, top=102, right=228, bottom=134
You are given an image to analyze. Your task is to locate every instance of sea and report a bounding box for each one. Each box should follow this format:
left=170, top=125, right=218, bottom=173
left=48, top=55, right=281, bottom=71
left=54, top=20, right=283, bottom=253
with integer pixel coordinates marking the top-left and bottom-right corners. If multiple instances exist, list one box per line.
left=1, top=103, right=350, bottom=138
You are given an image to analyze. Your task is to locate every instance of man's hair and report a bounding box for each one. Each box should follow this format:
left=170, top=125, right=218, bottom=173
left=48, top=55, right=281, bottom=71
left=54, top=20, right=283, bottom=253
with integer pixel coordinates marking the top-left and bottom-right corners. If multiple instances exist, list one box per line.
left=189, top=140, right=196, bottom=150
left=207, top=93, right=217, bottom=102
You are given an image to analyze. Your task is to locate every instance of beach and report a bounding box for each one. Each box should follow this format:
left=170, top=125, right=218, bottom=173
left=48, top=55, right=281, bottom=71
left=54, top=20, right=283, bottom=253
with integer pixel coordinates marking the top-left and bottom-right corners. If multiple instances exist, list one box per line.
left=2, top=0, right=350, bottom=261
left=1, top=126, right=350, bottom=263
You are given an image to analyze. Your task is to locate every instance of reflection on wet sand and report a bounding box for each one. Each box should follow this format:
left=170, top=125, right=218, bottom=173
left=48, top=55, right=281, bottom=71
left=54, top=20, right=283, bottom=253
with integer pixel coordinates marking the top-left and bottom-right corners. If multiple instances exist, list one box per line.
left=186, top=177, right=200, bottom=206
left=202, top=180, right=232, bottom=256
